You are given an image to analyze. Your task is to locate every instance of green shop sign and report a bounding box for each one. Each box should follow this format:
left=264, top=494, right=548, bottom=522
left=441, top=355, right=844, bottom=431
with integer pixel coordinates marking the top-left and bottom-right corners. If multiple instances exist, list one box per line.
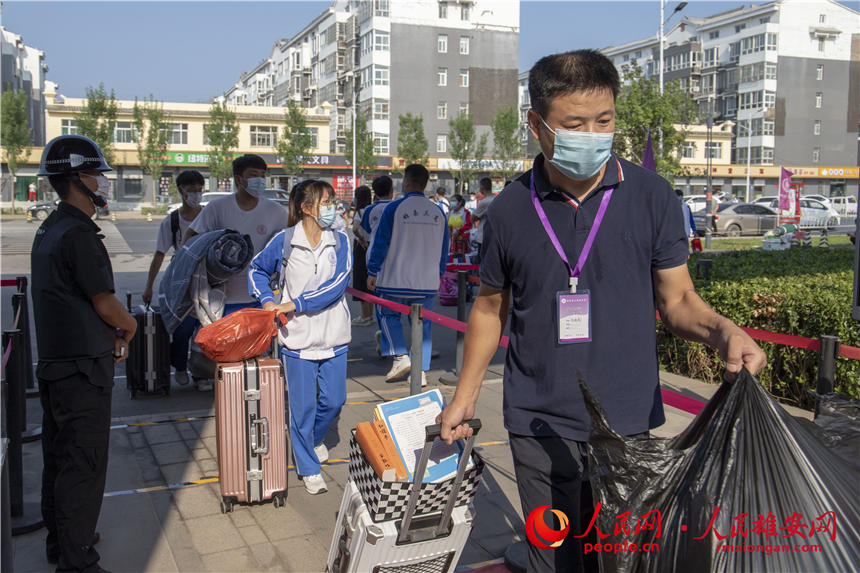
left=166, top=152, right=241, bottom=165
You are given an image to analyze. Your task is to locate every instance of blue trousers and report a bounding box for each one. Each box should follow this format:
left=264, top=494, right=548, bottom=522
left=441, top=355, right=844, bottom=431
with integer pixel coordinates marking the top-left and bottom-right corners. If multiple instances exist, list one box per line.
left=376, top=293, right=435, bottom=371
left=281, top=351, right=347, bottom=477
left=170, top=314, right=199, bottom=372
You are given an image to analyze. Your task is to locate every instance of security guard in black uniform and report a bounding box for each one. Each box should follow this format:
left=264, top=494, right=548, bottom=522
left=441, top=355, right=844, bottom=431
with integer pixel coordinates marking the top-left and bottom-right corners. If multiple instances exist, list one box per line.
left=32, top=135, right=137, bottom=573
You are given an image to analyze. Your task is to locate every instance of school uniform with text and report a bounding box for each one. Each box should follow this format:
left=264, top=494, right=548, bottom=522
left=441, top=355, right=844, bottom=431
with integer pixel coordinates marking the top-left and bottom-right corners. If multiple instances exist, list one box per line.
left=248, top=223, right=352, bottom=477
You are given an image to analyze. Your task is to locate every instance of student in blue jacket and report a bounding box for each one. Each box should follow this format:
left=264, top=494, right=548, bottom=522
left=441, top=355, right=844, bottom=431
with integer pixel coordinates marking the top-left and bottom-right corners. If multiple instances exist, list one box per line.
left=248, top=180, right=352, bottom=495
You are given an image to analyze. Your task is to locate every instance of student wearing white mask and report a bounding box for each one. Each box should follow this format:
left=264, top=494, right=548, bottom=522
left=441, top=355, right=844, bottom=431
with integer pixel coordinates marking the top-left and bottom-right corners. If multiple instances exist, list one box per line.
left=142, top=169, right=205, bottom=388
left=248, top=180, right=352, bottom=495
left=183, top=154, right=288, bottom=314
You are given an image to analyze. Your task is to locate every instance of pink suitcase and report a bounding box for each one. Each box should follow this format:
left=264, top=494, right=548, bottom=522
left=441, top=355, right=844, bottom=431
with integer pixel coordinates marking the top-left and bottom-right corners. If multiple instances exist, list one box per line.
left=215, top=357, right=288, bottom=512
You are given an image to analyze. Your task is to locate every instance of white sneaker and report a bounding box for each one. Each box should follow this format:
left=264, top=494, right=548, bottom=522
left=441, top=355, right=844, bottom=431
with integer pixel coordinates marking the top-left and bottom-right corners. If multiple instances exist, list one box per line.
left=385, top=355, right=411, bottom=381
left=303, top=473, right=328, bottom=495
left=375, top=330, right=382, bottom=356
left=351, top=316, right=374, bottom=326
left=175, top=371, right=190, bottom=386
left=196, top=379, right=214, bottom=392
left=314, top=443, right=329, bottom=463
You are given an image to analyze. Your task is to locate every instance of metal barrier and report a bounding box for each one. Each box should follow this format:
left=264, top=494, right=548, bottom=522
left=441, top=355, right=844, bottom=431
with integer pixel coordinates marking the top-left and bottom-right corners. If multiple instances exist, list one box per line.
left=1, top=276, right=45, bottom=535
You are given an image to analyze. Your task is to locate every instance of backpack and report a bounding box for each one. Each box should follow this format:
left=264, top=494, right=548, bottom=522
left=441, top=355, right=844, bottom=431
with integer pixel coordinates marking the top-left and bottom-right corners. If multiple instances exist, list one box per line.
left=170, top=209, right=181, bottom=250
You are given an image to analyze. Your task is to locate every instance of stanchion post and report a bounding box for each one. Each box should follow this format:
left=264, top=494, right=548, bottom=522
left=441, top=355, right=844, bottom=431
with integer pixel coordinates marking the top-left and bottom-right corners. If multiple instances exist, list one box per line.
left=455, top=271, right=466, bottom=372
left=410, top=304, right=423, bottom=396
left=11, top=284, right=34, bottom=392
left=815, top=335, right=840, bottom=417
left=3, top=330, right=24, bottom=517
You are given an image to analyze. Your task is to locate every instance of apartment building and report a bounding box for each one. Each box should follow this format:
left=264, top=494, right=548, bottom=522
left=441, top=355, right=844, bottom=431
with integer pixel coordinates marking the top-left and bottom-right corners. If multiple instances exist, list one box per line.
left=222, top=0, right=519, bottom=165
left=602, top=0, right=859, bottom=198
left=1, top=25, right=47, bottom=146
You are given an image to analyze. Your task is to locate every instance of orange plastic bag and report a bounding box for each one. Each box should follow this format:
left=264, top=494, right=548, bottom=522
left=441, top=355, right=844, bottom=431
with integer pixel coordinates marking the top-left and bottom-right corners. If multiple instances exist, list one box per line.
left=194, top=308, right=286, bottom=363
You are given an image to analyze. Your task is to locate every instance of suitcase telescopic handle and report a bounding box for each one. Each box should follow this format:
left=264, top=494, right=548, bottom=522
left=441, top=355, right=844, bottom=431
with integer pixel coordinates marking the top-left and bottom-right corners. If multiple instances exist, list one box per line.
left=250, top=418, right=270, bottom=455
left=397, top=419, right=482, bottom=545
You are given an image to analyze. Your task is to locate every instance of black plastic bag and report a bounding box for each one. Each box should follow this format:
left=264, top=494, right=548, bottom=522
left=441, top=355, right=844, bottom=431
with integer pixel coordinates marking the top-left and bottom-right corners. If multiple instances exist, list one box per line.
left=581, top=370, right=859, bottom=572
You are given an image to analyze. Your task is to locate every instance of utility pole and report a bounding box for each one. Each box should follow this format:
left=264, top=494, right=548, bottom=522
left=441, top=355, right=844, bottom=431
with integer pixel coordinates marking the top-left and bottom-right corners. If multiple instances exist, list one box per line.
left=658, top=2, right=687, bottom=155
left=705, top=104, right=714, bottom=249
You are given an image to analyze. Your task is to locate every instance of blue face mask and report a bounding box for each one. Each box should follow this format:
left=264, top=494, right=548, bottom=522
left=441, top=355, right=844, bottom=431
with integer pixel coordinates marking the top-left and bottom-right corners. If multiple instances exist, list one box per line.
left=243, top=177, right=267, bottom=197
left=541, top=117, right=614, bottom=180
left=316, top=204, right=337, bottom=228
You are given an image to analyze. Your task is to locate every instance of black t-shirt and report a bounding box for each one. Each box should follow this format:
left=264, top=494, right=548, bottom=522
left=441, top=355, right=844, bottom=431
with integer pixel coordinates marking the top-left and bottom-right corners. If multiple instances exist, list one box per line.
left=31, top=202, right=116, bottom=362
left=480, top=154, right=689, bottom=441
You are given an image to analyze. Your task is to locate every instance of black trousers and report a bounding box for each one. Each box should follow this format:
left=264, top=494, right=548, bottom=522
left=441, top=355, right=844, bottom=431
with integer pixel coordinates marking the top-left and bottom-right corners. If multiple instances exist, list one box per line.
left=39, top=356, right=113, bottom=572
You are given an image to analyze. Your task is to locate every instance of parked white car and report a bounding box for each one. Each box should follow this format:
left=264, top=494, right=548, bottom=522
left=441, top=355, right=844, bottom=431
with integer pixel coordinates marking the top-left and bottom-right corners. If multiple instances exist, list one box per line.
left=685, top=192, right=726, bottom=213
left=801, top=194, right=831, bottom=208
left=830, top=196, right=857, bottom=217
left=798, top=198, right=840, bottom=229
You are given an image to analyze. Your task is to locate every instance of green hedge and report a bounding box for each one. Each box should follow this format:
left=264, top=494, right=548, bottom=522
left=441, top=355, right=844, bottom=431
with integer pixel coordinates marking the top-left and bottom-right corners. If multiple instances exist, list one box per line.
left=657, top=248, right=859, bottom=408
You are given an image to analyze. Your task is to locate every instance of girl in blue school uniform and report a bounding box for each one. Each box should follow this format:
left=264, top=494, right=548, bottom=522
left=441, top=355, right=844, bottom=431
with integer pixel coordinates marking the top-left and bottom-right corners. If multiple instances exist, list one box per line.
left=248, top=180, right=352, bottom=495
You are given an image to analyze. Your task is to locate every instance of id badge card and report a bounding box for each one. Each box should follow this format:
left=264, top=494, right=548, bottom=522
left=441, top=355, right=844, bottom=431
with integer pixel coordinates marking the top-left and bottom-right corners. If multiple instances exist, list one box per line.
left=557, top=290, right=591, bottom=344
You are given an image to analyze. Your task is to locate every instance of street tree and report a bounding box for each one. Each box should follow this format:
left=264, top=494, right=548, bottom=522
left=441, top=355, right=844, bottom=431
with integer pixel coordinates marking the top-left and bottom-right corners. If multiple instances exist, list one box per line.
left=1, top=89, right=31, bottom=210
left=490, top=105, right=522, bottom=181
left=204, top=101, right=239, bottom=182
left=614, top=61, right=698, bottom=181
left=76, top=83, right=119, bottom=166
left=276, top=99, right=313, bottom=182
left=133, top=97, right=170, bottom=204
left=396, top=113, right=428, bottom=171
left=448, top=113, right=488, bottom=193
left=344, top=111, right=377, bottom=183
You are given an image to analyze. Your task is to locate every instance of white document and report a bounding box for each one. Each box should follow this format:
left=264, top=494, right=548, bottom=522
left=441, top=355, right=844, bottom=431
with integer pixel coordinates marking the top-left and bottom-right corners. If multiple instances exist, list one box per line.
left=386, top=397, right=464, bottom=482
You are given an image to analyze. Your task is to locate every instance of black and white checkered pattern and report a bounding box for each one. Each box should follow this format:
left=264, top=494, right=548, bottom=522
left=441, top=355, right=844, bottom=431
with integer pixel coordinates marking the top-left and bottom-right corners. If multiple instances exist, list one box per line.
left=348, top=434, right=484, bottom=523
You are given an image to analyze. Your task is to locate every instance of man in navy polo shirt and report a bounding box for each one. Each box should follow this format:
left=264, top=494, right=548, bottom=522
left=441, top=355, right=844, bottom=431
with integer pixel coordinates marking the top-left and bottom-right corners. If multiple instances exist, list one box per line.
left=439, top=50, right=766, bottom=572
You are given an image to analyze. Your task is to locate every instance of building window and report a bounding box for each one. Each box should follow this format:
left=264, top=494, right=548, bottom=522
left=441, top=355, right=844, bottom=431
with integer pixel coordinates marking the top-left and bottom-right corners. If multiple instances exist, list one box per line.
left=250, top=125, right=276, bottom=147
left=815, top=92, right=822, bottom=108
left=735, top=24, right=746, bottom=33
left=682, top=142, right=696, bottom=159
left=374, top=65, right=389, bottom=86
left=812, top=147, right=820, bottom=163
left=166, top=123, right=188, bottom=145
left=728, top=42, right=740, bottom=63
left=759, top=17, right=770, bottom=24
left=763, top=119, right=774, bottom=136
left=373, top=132, right=388, bottom=154
left=818, top=37, right=825, bottom=53
left=459, top=68, right=469, bottom=88
left=374, top=0, right=389, bottom=17
left=306, top=127, right=319, bottom=149
left=438, top=34, right=448, bottom=53
left=437, top=67, right=447, bottom=86
left=373, top=100, right=389, bottom=120
left=459, top=36, right=470, bottom=55
left=375, top=31, right=390, bottom=51
left=461, top=4, right=470, bottom=20
left=623, top=54, right=630, bottom=62
left=819, top=13, right=826, bottom=23
left=709, top=30, right=719, bottom=40
left=816, top=64, right=824, bottom=80
left=705, top=142, right=722, bottom=159
left=61, top=119, right=78, bottom=135
left=766, top=32, right=777, bottom=51
left=765, top=62, right=777, bottom=80
left=635, top=50, right=642, bottom=58
left=113, top=121, right=135, bottom=143
left=761, top=147, right=773, bottom=164
left=704, top=47, right=719, bottom=68
left=764, top=90, right=775, bottom=109
left=439, top=2, right=447, bottom=18
left=459, top=102, right=469, bottom=116
left=437, top=101, right=447, bottom=120
left=813, top=120, right=821, bottom=135
left=436, top=134, right=447, bottom=153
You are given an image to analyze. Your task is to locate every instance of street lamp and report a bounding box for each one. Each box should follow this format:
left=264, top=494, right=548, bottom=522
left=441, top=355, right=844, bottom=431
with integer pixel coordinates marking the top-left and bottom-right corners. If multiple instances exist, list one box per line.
left=658, top=2, right=687, bottom=154
left=705, top=112, right=713, bottom=249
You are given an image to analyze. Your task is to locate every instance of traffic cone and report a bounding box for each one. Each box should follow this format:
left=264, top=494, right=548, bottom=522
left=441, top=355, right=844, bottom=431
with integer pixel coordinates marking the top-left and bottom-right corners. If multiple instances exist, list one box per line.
left=818, top=229, right=829, bottom=248
left=802, top=232, right=812, bottom=248
left=790, top=231, right=802, bottom=248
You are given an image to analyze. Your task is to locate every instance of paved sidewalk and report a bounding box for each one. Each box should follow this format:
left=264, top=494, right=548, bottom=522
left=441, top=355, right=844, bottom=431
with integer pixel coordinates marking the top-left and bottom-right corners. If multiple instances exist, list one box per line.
left=9, top=308, right=812, bottom=573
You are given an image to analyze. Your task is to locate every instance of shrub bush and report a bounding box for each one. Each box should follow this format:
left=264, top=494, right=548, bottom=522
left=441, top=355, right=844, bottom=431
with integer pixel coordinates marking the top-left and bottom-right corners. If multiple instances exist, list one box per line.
left=658, top=248, right=859, bottom=408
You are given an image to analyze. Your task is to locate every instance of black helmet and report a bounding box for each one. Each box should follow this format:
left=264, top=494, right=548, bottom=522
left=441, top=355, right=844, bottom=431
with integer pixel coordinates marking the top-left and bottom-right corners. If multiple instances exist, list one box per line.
left=39, top=135, right=111, bottom=176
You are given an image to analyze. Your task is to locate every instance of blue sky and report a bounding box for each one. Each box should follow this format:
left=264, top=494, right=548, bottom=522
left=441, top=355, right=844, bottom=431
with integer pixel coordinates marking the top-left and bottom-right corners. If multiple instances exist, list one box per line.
left=4, top=1, right=762, bottom=102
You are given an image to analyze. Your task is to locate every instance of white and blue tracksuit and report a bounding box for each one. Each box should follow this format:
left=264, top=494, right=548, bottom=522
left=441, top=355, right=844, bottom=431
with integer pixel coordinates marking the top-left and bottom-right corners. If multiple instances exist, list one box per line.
left=248, top=223, right=352, bottom=477
left=366, top=192, right=449, bottom=370
left=360, top=199, right=392, bottom=260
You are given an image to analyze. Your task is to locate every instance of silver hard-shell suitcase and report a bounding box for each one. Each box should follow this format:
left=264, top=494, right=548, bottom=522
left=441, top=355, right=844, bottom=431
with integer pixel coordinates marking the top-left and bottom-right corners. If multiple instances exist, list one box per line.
left=327, top=420, right=482, bottom=573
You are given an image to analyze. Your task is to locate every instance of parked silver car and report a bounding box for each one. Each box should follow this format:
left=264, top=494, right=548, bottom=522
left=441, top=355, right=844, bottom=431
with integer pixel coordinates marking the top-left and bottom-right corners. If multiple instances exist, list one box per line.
left=693, top=203, right=779, bottom=237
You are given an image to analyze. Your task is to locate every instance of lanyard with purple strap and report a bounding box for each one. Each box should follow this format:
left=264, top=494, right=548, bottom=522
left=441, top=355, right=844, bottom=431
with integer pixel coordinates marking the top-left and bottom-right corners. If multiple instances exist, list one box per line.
left=529, top=170, right=614, bottom=293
